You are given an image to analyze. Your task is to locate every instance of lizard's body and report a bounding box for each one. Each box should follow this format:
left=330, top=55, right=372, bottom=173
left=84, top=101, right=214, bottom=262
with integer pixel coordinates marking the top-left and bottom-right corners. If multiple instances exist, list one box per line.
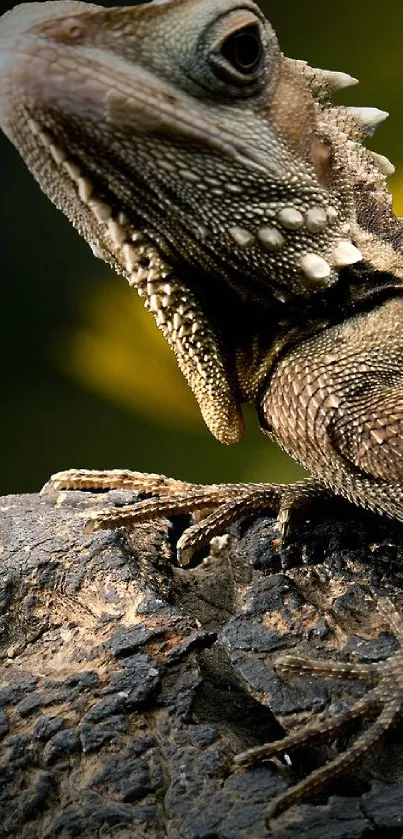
left=1, top=0, right=403, bottom=821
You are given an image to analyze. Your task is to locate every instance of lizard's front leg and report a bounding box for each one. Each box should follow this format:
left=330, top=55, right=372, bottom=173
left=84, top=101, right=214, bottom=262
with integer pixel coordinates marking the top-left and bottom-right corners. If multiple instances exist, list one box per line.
left=265, top=293, right=403, bottom=523
left=42, top=468, right=328, bottom=565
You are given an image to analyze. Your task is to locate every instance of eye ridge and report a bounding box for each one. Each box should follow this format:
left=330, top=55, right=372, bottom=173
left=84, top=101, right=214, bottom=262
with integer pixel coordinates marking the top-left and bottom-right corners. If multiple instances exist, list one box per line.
left=221, top=25, right=263, bottom=75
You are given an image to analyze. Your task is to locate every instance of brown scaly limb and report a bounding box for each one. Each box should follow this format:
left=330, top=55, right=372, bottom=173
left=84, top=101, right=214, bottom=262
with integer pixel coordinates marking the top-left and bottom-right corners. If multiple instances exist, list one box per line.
left=2, top=0, right=403, bottom=820
left=234, top=597, right=403, bottom=824
left=42, top=468, right=326, bottom=564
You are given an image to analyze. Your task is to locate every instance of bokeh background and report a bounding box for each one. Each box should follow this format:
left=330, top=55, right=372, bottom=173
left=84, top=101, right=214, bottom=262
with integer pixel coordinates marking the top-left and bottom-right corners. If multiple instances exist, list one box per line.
left=1, top=0, right=403, bottom=495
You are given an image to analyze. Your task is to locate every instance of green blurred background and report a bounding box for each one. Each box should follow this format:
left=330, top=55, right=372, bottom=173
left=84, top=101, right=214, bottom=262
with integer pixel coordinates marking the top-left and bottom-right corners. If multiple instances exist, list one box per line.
left=1, top=0, right=403, bottom=495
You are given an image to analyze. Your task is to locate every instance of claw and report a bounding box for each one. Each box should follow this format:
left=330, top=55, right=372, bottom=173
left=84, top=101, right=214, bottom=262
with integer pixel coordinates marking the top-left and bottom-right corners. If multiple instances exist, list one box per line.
left=233, top=596, right=403, bottom=822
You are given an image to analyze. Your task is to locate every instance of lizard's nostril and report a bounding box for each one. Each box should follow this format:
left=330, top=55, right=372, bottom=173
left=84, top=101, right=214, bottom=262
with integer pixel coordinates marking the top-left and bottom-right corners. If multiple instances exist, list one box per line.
left=0, top=2, right=87, bottom=43
left=49, top=17, right=86, bottom=42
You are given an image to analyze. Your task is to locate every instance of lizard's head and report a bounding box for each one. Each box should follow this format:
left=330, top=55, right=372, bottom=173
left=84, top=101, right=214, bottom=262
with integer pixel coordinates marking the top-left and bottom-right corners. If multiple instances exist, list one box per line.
left=0, top=0, right=401, bottom=443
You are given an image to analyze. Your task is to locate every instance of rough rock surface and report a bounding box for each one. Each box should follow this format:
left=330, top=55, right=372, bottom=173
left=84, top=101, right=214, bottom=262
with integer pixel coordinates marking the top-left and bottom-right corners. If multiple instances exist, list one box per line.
left=1, top=487, right=403, bottom=838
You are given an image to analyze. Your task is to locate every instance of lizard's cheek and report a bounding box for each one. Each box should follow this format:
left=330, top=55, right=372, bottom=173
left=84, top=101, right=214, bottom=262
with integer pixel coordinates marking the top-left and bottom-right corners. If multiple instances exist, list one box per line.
left=309, top=137, right=334, bottom=189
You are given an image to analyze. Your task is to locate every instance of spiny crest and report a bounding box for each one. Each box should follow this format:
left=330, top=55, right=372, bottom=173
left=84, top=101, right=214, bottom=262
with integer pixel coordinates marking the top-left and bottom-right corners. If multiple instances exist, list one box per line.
left=293, top=59, right=359, bottom=97
left=292, top=58, right=402, bottom=280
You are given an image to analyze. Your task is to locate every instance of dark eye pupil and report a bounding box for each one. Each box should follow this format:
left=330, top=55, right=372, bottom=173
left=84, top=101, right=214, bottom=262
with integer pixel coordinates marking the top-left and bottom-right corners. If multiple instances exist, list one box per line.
left=222, top=26, right=262, bottom=74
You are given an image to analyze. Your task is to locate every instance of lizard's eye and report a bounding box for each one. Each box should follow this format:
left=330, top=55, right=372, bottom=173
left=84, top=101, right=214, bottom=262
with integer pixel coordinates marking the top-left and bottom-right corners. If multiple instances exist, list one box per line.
left=220, top=25, right=262, bottom=75
left=204, top=10, right=268, bottom=94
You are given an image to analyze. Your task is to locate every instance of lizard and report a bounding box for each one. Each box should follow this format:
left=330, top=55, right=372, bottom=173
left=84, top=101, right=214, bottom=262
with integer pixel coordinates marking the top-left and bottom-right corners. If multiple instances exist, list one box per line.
left=1, top=0, right=403, bottom=823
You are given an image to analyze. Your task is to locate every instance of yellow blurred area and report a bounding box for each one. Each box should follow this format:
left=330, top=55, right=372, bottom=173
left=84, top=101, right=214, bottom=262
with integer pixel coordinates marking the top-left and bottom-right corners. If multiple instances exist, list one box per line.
left=392, top=174, right=403, bottom=216
left=55, top=280, right=306, bottom=485
left=57, top=282, right=204, bottom=432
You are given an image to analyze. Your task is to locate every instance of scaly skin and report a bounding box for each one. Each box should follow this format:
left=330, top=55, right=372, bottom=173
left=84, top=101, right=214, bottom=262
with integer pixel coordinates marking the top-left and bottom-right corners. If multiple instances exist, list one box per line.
left=1, top=0, right=403, bottom=822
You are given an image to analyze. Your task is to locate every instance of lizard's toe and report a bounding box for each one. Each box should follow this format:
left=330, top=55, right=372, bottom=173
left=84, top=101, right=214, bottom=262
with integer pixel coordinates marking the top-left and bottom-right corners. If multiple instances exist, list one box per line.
left=233, top=596, right=403, bottom=822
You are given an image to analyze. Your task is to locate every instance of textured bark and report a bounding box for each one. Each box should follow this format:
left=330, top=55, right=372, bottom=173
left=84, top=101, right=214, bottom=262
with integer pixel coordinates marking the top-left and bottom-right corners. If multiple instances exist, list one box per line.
left=1, top=488, right=403, bottom=838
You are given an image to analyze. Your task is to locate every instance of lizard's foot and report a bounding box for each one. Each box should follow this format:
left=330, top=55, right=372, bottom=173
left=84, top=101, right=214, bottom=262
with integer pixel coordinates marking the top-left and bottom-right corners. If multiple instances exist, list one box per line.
left=42, top=469, right=327, bottom=565
left=233, top=596, right=403, bottom=825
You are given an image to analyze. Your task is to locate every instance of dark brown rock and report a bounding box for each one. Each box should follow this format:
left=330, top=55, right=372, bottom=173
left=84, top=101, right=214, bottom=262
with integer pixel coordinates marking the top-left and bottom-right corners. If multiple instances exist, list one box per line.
left=0, top=489, right=403, bottom=838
